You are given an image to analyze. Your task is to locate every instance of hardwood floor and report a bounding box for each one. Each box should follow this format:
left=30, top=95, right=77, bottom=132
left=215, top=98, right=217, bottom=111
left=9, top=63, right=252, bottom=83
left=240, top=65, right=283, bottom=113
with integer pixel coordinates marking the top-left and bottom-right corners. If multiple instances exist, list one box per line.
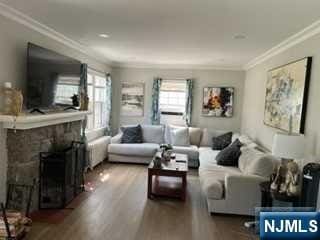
left=26, top=163, right=258, bottom=240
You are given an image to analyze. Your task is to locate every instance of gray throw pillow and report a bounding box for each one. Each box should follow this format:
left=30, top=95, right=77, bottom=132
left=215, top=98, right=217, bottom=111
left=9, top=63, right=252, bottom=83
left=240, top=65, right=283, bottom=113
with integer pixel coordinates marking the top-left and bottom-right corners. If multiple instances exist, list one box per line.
left=212, top=132, right=232, bottom=150
left=216, top=139, right=242, bottom=166
left=121, top=125, right=143, bottom=143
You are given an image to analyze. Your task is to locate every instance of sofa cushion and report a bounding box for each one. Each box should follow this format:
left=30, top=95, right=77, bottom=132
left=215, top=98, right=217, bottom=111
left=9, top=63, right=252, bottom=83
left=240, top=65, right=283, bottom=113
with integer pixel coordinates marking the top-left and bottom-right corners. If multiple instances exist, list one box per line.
left=239, top=147, right=274, bottom=178
left=199, top=147, right=219, bottom=168
left=142, top=125, right=164, bottom=144
left=200, top=128, right=229, bottom=147
left=198, top=147, right=242, bottom=199
left=165, top=125, right=202, bottom=146
left=172, top=145, right=199, bottom=161
left=212, top=132, right=233, bottom=150
left=198, top=147, right=241, bottom=173
left=199, top=163, right=241, bottom=200
left=171, top=127, right=190, bottom=146
left=108, top=143, right=159, bottom=157
left=199, top=169, right=225, bottom=199
left=120, top=125, right=143, bottom=143
left=189, top=127, right=202, bottom=146
left=216, top=139, right=243, bottom=166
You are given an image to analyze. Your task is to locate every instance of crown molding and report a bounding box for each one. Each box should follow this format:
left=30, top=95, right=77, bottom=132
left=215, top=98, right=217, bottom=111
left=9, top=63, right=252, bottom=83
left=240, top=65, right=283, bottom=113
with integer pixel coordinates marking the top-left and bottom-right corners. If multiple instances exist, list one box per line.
left=112, top=61, right=244, bottom=71
left=0, top=2, right=113, bottom=65
left=244, top=19, right=320, bottom=70
left=2, top=2, right=320, bottom=72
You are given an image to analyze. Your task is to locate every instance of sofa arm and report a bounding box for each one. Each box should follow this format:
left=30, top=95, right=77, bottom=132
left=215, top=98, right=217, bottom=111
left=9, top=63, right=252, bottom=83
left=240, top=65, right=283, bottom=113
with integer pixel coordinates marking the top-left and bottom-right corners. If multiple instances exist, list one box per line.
left=225, top=174, right=266, bottom=201
left=111, top=133, right=122, bottom=144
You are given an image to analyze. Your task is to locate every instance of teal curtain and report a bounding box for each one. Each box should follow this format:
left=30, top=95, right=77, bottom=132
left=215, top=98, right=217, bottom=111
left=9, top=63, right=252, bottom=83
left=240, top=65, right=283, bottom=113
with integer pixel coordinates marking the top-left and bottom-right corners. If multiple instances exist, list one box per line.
left=80, top=63, right=89, bottom=168
left=151, top=78, right=162, bottom=125
left=184, top=79, right=193, bottom=126
left=80, top=63, right=88, bottom=140
left=106, top=73, right=112, bottom=135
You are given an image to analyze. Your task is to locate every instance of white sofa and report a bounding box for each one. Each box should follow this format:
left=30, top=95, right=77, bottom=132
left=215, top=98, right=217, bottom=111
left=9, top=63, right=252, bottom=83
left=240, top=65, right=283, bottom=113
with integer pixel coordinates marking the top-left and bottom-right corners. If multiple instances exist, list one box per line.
left=198, top=134, right=276, bottom=216
left=108, top=125, right=202, bottom=168
left=108, top=125, right=276, bottom=216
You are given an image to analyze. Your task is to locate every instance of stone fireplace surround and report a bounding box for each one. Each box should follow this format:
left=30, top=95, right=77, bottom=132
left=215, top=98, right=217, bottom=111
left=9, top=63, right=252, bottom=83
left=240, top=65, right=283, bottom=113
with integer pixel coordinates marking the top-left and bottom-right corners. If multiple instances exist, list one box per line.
left=7, top=121, right=82, bottom=211
left=0, top=111, right=90, bottom=211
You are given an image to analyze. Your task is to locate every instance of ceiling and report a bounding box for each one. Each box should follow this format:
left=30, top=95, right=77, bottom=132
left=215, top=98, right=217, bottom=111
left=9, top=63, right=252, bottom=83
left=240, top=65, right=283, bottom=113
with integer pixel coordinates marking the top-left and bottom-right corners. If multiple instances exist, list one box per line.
left=1, top=0, right=320, bottom=68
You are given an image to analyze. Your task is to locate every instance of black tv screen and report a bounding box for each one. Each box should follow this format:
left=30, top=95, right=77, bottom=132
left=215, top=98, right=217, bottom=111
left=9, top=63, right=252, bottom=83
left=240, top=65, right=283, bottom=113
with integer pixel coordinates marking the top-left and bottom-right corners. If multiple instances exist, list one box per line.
left=27, top=43, right=82, bottom=110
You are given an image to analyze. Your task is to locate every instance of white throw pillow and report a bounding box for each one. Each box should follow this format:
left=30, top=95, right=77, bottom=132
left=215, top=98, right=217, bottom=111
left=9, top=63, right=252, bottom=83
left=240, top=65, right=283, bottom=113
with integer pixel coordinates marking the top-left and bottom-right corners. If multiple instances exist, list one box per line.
left=170, top=128, right=190, bottom=146
left=189, top=127, right=202, bottom=146
left=165, top=125, right=186, bottom=144
left=141, top=125, right=164, bottom=144
left=239, top=147, right=275, bottom=178
left=238, top=135, right=258, bottom=148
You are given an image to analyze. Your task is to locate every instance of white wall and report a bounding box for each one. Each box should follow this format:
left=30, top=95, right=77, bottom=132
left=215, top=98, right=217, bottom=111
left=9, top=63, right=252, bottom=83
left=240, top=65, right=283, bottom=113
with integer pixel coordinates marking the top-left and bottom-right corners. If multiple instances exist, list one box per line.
left=241, top=31, right=320, bottom=209
left=241, top=32, right=320, bottom=160
left=111, top=67, right=245, bottom=134
left=0, top=15, right=110, bottom=203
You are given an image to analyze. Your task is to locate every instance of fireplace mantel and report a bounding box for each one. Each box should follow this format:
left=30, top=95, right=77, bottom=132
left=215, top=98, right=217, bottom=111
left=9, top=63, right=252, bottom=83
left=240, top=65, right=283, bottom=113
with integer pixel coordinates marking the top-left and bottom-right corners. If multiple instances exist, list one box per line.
left=0, top=111, right=91, bottom=130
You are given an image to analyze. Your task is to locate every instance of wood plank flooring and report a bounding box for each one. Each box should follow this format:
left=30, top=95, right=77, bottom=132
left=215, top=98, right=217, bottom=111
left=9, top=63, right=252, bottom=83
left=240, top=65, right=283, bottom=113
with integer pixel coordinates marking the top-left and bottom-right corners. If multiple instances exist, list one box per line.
left=26, top=163, right=258, bottom=240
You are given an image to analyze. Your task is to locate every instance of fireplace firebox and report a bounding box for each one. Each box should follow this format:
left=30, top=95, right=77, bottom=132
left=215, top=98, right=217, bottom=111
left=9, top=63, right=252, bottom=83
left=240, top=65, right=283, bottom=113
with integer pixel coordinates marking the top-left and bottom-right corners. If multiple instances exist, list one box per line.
left=39, top=141, right=85, bottom=209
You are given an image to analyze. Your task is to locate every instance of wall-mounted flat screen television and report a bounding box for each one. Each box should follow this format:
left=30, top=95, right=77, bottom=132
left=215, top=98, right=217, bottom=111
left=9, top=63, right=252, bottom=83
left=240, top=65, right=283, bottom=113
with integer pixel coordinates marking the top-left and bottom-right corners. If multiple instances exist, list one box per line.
left=27, top=43, right=82, bottom=111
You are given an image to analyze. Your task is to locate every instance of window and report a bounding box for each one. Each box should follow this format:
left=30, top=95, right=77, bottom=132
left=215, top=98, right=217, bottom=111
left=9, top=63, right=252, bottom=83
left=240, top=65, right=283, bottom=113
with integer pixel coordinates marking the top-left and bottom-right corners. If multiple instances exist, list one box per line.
left=159, top=80, right=187, bottom=125
left=86, top=71, right=108, bottom=131
left=55, top=75, right=81, bottom=105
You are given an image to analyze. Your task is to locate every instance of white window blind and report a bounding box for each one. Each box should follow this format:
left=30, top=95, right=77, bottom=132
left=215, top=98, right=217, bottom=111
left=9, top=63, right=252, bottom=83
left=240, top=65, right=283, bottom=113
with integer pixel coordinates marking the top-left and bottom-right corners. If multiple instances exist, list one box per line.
left=159, top=80, right=187, bottom=115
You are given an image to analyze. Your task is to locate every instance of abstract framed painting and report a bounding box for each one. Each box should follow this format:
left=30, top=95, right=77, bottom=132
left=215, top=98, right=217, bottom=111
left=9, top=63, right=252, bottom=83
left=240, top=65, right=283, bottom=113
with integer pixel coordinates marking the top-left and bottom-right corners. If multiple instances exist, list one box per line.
left=121, top=82, right=145, bottom=117
left=264, top=57, right=312, bottom=134
left=202, top=87, right=234, bottom=117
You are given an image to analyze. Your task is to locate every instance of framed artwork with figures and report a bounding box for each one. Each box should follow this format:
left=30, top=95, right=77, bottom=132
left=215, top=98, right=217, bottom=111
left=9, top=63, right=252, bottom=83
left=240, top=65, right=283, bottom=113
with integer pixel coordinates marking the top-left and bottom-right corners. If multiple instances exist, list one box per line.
left=264, top=57, right=312, bottom=134
left=202, top=87, right=234, bottom=117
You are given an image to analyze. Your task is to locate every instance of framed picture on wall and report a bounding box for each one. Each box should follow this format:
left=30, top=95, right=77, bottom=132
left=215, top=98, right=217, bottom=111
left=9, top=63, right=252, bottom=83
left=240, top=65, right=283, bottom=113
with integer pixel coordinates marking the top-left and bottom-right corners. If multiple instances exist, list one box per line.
left=121, top=82, right=145, bottom=117
left=264, top=57, right=312, bottom=134
left=202, top=87, right=234, bottom=117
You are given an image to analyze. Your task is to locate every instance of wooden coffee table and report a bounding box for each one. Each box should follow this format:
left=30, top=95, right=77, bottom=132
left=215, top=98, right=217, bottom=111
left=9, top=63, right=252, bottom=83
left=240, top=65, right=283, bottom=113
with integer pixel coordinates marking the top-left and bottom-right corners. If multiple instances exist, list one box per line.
left=147, top=153, right=188, bottom=201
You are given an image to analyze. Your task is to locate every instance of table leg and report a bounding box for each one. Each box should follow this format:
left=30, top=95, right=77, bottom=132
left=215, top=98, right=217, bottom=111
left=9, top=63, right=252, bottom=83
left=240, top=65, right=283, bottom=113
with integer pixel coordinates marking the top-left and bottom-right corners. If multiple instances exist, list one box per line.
left=148, top=171, right=152, bottom=199
left=181, top=174, right=187, bottom=201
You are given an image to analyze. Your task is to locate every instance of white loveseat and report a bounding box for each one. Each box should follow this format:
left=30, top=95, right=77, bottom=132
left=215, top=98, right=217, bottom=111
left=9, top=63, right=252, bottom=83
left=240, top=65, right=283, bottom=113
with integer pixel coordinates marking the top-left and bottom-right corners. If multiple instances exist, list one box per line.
left=198, top=133, right=276, bottom=216
left=108, top=125, right=202, bottom=168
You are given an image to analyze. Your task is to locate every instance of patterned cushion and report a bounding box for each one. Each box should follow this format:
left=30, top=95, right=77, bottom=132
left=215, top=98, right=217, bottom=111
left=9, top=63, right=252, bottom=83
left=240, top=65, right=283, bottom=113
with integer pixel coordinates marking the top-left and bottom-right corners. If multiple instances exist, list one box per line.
left=120, top=125, right=143, bottom=143
left=212, top=132, right=232, bottom=150
left=216, top=139, right=243, bottom=166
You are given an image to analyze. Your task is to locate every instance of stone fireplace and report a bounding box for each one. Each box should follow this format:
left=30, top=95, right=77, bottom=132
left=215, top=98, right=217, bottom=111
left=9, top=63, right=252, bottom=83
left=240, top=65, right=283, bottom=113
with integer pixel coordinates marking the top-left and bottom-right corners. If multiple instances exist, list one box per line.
left=6, top=121, right=82, bottom=211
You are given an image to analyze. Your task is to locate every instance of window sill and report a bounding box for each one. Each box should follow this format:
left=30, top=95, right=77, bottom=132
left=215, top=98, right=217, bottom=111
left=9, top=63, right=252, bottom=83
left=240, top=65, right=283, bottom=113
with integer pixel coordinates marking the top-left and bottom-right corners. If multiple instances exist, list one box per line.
left=85, top=126, right=108, bottom=134
left=160, top=112, right=183, bottom=116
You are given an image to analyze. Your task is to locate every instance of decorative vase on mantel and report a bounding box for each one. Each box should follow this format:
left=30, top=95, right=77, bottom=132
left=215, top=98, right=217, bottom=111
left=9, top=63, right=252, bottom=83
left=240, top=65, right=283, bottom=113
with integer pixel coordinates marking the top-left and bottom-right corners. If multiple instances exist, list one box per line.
left=2, top=82, right=23, bottom=116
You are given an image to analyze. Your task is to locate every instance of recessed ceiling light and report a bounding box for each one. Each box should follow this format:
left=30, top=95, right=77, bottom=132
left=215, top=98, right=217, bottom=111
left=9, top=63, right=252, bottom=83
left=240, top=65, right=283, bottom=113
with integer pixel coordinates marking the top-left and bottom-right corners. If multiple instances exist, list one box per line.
left=234, top=34, right=246, bottom=40
left=99, top=34, right=110, bottom=38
